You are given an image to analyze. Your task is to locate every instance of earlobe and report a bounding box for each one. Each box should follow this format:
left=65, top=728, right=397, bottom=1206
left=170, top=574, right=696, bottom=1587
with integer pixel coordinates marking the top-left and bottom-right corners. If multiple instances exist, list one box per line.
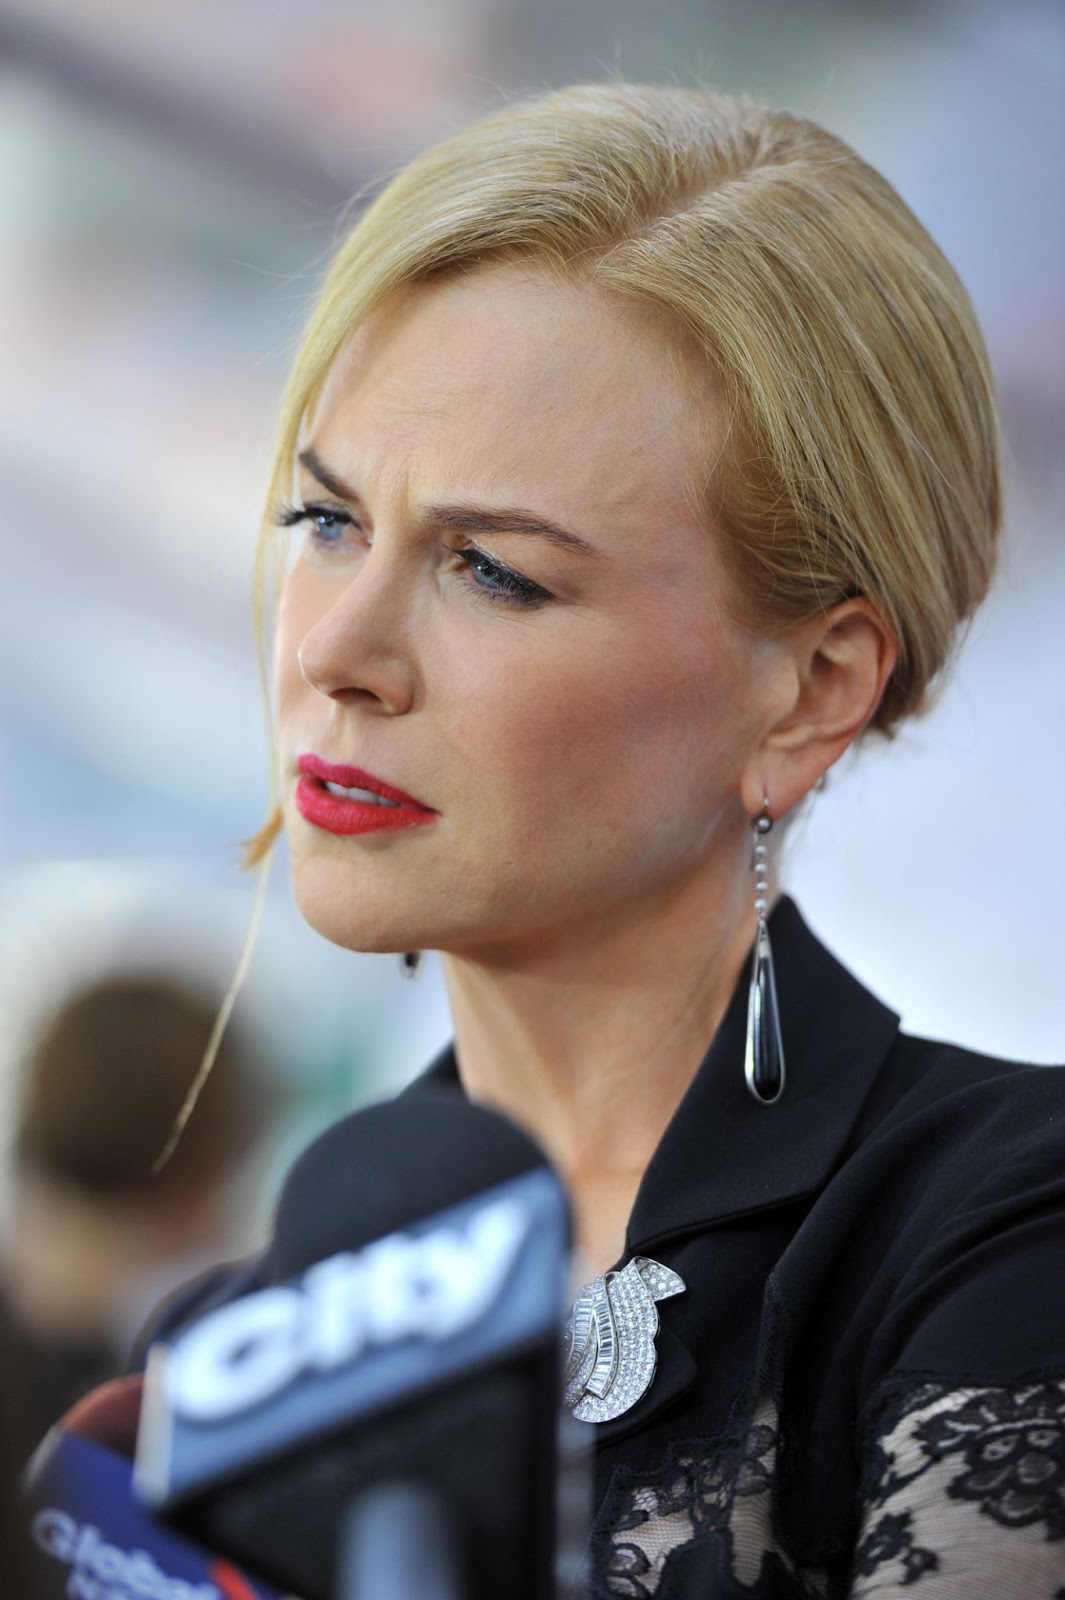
left=746, top=599, right=897, bottom=818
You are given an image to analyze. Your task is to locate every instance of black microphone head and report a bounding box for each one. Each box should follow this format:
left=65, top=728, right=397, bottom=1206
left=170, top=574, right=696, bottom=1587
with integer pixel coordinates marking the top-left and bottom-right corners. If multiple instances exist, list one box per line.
left=271, top=1090, right=553, bottom=1276
left=139, top=1090, right=572, bottom=1600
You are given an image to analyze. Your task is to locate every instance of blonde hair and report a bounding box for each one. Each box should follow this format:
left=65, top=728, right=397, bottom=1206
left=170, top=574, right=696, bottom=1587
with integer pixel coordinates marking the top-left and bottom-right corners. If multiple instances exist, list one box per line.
left=247, top=82, right=1000, bottom=864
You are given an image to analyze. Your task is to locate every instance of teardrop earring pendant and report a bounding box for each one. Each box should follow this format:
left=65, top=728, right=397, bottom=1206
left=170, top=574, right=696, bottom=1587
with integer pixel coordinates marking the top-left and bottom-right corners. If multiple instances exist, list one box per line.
left=744, top=807, right=785, bottom=1104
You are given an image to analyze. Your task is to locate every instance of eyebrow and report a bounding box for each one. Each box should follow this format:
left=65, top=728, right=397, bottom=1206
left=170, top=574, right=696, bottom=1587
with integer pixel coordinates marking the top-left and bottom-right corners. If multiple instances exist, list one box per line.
left=299, top=447, right=597, bottom=557
left=299, top=449, right=359, bottom=503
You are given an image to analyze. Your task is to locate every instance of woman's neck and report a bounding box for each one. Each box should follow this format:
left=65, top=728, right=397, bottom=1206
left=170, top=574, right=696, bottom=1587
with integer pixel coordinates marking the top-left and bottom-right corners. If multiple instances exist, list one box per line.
left=441, top=864, right=758, bottom=1275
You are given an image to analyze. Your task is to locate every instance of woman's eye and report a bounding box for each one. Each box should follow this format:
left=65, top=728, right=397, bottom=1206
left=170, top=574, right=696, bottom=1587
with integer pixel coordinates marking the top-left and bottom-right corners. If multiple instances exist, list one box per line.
left=310, top=508, right=351, bottom=543
left=275, top=501, right=355, bottom=547
left=449, top=543, right=551, bottom=607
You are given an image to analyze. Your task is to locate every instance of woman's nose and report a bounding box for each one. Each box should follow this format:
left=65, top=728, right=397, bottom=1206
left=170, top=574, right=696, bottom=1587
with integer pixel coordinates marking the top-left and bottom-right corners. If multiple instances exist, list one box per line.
left=294, top=554, right=419, bottom=715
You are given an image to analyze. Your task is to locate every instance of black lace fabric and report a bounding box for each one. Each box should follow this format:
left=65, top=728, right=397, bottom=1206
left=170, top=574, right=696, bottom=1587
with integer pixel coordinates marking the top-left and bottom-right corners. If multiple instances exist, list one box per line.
left=590, top=1380, right=1065, bottom=1597
left=591, top=1397, right=826, bottom=1598
left=853, top=1378, right=1065, bottom=1597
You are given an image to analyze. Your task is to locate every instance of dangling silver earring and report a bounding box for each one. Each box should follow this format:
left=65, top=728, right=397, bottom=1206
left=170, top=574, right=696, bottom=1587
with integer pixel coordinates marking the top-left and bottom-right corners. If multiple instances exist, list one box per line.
left=400, top=951, right=422, bottom=979
left=744, top=803, right=785, bottom=1104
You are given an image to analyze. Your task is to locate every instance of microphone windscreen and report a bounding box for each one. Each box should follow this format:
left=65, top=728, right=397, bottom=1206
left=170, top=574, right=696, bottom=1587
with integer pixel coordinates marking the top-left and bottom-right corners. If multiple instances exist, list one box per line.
left=270, top=1090, right=551, bottom=1276
left=139, top=1093, right=570, bottom=1600
left=24, top=1427, right=283, bottom=1600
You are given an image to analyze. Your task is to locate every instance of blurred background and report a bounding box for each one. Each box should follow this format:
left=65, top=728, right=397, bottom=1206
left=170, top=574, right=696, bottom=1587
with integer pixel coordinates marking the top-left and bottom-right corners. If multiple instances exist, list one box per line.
left=0, top=0, right=1062, bottom=1366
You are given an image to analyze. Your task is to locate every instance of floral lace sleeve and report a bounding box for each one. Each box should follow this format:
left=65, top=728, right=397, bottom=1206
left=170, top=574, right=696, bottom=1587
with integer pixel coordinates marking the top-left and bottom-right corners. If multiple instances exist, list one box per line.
left=585, top=1377, right=1065, bottom=1597
left=852, top=1376, right=1065, bottom=1598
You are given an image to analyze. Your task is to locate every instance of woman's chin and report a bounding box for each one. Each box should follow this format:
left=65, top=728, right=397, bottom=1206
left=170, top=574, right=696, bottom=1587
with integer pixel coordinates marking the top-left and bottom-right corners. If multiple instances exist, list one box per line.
left=296, top=904, right=413, bottom=956
left=288, top=860, right=417, bottom=956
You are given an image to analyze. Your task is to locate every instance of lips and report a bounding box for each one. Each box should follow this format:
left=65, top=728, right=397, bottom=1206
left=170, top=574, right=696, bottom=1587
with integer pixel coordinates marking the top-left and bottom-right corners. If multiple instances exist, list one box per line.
left=294, top=754, right=437, bottom=836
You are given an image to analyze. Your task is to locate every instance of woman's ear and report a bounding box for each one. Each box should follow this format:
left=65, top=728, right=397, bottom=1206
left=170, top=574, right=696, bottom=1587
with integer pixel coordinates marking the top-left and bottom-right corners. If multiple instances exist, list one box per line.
left=741, top=598, right=897, bottom=819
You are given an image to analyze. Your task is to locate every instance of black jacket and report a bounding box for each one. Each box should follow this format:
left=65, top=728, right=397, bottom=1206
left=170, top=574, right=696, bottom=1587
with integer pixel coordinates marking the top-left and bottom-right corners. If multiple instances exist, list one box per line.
left=145, top=899, right=1065, bottom=1597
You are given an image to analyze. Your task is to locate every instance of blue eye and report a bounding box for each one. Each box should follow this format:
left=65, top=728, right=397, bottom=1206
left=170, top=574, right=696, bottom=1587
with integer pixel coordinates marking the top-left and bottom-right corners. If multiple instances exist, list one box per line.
left=310, top=508, right=350, bottom=542
left=275, top=501, right=354, bottom=546
left=449, top=544, right=551, bottom=607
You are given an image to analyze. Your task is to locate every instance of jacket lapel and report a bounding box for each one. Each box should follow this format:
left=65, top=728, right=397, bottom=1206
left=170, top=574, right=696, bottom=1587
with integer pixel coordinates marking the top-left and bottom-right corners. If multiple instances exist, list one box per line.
left=402, top=900, right=902, bottom=1442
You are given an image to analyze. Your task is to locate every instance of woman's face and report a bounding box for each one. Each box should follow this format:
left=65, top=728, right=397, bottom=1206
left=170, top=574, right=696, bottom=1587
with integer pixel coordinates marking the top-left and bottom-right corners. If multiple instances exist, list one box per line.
left=275, top=266, right=778, bottom=961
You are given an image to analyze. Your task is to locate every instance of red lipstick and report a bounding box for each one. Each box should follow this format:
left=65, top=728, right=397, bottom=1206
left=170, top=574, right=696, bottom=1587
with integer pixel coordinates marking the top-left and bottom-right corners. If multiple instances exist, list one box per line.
left=294, top=754, right=437, bottom=836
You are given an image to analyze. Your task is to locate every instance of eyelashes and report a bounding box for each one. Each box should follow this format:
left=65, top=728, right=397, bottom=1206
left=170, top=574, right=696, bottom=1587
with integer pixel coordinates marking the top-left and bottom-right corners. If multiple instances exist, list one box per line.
left=275, top=501, right=352, bottom=544
left=275, top=501, right=552, bottom=609
left=444, top=543, right=550, bottom=606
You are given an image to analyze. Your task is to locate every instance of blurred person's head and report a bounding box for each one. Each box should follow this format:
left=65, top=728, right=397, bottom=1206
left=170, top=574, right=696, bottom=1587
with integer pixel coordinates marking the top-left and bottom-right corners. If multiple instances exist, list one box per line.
left=7, top=973, right=263, bottom=1356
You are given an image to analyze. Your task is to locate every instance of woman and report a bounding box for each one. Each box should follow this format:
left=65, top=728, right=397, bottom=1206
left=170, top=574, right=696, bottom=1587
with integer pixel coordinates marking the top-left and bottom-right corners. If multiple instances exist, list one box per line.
left=173, top=86, right=1063, bottom=1595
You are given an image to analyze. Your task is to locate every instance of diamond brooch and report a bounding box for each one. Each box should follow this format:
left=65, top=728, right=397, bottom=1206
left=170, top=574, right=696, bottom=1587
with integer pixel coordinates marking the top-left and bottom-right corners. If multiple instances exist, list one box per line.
left=562, top=1255, right=686, bottom=1422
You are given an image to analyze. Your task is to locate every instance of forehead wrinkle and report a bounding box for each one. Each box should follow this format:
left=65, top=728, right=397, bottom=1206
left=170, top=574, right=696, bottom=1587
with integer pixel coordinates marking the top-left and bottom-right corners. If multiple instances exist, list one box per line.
left=315, top=395, right=700, bottom=568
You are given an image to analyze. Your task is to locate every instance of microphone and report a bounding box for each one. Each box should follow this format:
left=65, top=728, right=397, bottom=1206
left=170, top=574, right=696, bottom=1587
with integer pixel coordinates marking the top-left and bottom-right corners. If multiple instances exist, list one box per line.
left=134, top=1093, right=575, bottom=1600
left=22, top=1378, right=282, bottom=1599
